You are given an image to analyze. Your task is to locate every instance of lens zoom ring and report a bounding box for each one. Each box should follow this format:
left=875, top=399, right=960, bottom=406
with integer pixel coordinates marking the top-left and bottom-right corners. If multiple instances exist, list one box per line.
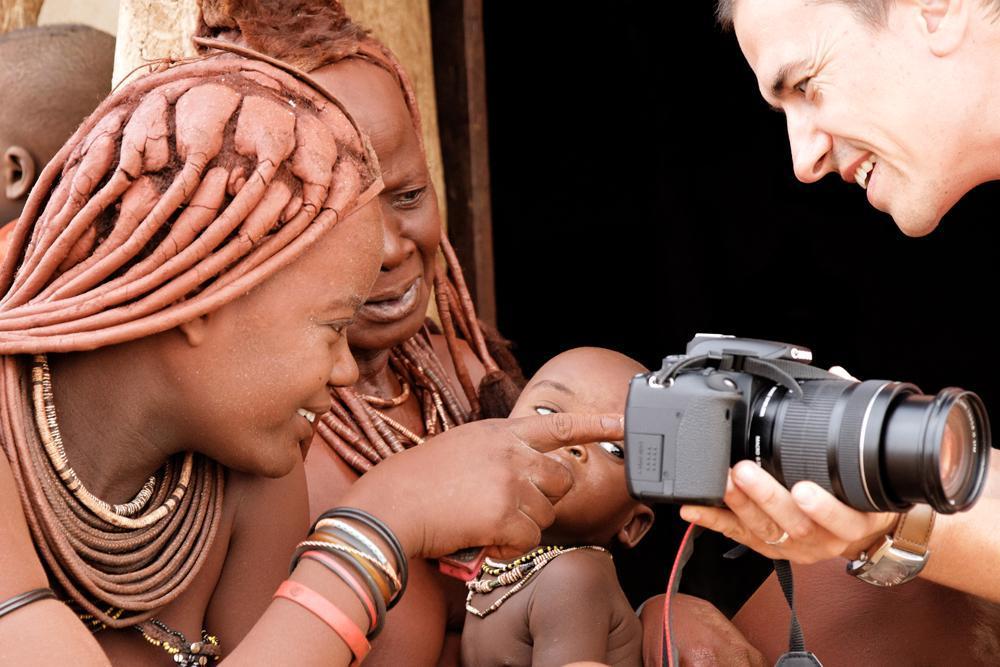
left=774, top=382, right=850, bottom=494
left=835, top=380, right=891, bottom=511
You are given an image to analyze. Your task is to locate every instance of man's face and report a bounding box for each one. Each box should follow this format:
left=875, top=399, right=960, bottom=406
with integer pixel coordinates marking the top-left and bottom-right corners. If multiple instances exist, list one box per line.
left=734, top=0, right=982, bottom=236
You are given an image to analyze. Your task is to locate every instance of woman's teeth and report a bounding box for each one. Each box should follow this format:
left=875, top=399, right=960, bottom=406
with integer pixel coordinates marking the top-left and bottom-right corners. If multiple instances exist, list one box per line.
left=297, top=408, right=317, bottom=424
left=855, top=156, right=877, bottom=190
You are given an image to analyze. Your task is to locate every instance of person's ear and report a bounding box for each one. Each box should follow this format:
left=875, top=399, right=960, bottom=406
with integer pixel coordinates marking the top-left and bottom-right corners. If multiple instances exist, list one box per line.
left=176, top=314, right=211, bottom=347
left=910, top=0, right=969, bottom=56
left=616, top=504, right=655, bottom=549
left=3, top=145, right=36, bottom=201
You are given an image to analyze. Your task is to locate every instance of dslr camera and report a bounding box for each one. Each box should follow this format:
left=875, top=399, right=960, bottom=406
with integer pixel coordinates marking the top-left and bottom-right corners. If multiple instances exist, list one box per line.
left=625, top=334, right=991, bottom=514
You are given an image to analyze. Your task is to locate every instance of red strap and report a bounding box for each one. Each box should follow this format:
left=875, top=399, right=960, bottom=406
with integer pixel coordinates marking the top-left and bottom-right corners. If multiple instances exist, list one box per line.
left=664, top=522, right=697, bottom=667
left=274, top=580, right=371, bottom=666
left=300, top=550, right=378, bottom=630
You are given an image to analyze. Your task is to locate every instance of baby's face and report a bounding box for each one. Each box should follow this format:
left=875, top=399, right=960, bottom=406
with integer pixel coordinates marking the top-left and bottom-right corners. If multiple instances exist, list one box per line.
left=511, top=347, right=648, bottom=546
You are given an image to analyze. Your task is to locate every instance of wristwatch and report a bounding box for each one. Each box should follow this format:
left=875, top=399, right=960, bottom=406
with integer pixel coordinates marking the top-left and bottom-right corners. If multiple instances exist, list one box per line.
left=847, top=504, right=936, bottom=587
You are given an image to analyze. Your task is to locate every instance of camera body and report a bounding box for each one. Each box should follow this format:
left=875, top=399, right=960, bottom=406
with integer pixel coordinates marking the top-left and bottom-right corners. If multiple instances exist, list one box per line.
left=625, top=334, right=809, bottom=506
left=624, top=334, right=990, bottom=514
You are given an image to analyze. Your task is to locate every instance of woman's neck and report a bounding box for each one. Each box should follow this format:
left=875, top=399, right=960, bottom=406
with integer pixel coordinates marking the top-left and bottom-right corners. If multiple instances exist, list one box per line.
left=46, top=346, right=177, bottom=506
left=350, top=347, right=400, bottom=398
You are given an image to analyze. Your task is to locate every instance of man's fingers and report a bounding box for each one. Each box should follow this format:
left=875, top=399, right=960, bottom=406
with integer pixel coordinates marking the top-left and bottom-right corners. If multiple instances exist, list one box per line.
left=791, top=482, right=895, bottom=543
left=730, top=461, right=815, bottom=540
left=508, top=412, right=624, bottom=453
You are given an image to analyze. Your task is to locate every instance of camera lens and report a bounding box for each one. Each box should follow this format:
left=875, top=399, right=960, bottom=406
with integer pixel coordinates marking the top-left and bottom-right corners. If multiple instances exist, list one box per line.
left=749, top=381, right=990, bottom=513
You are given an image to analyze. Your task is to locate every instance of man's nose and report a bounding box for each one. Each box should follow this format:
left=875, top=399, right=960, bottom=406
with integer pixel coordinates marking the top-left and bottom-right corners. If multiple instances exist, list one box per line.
left=786, top=110, right=833, bottom=184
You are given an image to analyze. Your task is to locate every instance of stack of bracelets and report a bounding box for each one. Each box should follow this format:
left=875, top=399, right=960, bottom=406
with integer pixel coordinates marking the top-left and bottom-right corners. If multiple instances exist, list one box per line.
left=278, top=508, right=409, bottom=666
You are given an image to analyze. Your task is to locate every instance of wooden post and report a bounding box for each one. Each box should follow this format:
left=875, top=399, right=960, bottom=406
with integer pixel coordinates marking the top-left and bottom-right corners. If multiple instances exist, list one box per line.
left=1, top=0, right=43, bottom=33
left=343, top=0, right=447, bottom=224
left=430, top=0, right=496, bottom=324
left=112, top=0, right=200, bottom=88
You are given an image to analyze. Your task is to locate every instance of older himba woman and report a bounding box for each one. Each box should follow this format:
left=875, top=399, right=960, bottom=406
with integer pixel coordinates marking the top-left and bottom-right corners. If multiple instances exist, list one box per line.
left=197, top=3, right=522, bottom=664
left=0, top=41, right=621, bottom=666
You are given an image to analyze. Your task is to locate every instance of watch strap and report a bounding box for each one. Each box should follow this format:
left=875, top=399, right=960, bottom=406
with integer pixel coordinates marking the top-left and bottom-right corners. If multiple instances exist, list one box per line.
left=892, top=504, right=936, bottom=555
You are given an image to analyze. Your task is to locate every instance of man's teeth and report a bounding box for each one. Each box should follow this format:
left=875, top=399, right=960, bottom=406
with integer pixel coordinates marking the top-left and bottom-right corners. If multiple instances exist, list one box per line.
left=297, top=408, right=317, bottom=424
left=855, top=157, right=876, bottom=190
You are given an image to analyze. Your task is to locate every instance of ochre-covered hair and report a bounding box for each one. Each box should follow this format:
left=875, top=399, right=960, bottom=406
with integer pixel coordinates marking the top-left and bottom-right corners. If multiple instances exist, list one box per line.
left=0, top=53, right=380, bottom=353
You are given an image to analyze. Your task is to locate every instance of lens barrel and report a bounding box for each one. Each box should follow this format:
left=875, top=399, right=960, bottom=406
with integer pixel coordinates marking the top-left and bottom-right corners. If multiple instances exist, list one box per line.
left=748, top=380, right=990, bottom=513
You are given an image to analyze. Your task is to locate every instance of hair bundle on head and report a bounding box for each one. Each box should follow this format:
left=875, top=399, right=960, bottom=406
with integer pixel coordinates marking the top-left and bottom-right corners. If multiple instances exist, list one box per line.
left=0, top=54, right=381, bottom=354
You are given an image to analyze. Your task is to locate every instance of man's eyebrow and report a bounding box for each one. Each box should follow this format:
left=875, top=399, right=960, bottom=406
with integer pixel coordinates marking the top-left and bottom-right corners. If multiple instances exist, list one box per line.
left=769, top=59, right=809, bottom=99
left=530, top=379, right=575, bottom=395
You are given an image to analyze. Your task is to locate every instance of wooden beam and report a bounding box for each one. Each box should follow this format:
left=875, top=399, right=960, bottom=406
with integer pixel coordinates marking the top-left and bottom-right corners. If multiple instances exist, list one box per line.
left=113, top=0, right=199, bottom=88
left=430, top=0, right=496, bottom=325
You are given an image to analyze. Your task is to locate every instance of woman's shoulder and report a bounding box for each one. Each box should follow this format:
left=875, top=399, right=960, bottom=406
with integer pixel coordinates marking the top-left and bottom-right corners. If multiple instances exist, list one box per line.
left=0, top=451, right=50, bottom=596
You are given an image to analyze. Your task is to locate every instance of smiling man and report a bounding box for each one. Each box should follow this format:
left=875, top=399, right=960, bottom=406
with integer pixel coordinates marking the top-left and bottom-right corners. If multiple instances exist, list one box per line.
left=674, top=0, right=1000, bottom=612
left=721, top=0, right=1000, bottom=237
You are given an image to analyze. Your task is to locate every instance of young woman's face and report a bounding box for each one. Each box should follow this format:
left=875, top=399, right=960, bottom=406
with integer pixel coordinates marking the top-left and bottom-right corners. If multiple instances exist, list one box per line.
left=310, top=60, right=441, bottom=353
left=165, top=201, right=383, bottom=477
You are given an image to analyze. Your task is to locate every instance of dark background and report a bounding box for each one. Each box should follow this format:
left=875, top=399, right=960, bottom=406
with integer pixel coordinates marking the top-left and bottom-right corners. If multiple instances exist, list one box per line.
left=481, top=1, right=1000, bottom=612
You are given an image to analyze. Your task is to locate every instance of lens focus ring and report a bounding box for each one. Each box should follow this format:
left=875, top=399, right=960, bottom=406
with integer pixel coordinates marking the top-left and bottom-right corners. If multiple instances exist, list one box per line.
left=773, top=381, right=847, bottom=495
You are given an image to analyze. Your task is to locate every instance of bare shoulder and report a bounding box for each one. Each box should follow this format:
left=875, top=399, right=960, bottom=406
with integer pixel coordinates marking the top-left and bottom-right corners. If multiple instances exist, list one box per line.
left=530, top=549, right=619, bottom=605
left=429, top=332, right=487, bottom=387
left=0, top=451, right=48, bottom=596
left=206, top=458, right=310, bottom=645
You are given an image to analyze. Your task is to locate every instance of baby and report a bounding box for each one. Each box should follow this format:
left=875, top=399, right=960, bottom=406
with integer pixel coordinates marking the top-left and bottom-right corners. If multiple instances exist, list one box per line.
left=461, top=347, right=654, bottom=667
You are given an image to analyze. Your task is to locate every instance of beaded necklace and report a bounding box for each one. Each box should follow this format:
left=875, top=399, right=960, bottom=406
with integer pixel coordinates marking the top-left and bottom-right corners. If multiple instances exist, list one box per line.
left=6, top=354, right=225, bottom=631
left=136, top=619, right=221, bottom=666
left=465, top=546, right=609, bottom=618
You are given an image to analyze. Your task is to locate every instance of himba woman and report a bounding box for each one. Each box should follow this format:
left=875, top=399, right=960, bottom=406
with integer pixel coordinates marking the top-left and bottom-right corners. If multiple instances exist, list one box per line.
left=197, top=3, right=525, bottom=664
left=0, top=33, right=623, bottom=666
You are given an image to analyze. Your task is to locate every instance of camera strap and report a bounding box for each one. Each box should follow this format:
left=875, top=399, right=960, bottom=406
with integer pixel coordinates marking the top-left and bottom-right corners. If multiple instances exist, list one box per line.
left=772, top=559, right=823, bottom=666
left=662, top=528, right=823, bottom=667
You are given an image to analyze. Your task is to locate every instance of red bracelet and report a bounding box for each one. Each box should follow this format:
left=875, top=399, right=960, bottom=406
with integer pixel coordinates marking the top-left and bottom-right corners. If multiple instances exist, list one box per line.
left=274, top=580, right=371, bottom=666
left=300, top=550, right=378, bottom=630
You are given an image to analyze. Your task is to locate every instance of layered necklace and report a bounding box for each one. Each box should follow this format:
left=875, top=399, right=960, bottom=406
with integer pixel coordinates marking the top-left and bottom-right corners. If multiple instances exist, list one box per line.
left=318, top=326, right=473, bottom=473
left=1, top=355, right=225, bottom=637
left=465, top=545, right=609, bottom=618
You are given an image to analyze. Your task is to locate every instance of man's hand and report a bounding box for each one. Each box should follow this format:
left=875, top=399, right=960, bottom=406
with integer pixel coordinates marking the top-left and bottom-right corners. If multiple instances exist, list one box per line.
left=679, top=460, right=896, bottom=563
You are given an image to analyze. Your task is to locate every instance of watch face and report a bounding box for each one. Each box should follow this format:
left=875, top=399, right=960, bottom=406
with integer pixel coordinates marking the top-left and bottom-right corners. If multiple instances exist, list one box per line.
left=852, top=545, right=928, bottom=587
left=859, top=558, right=916, bottom=587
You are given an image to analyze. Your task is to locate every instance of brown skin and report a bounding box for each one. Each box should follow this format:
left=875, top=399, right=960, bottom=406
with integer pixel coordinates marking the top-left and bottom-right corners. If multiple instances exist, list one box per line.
left=0, top=180, right=629, bottom=665
left=463, top=348, right=654, bottom=667
left=734, top=560, right=1000, bottom=666
left=462, top=348, right=765, bottom=667
left=0, top=199, right=383, bottom=663
left=641, top=594, right=766, bottom=667
left=304, top=58, right=483, bottom=667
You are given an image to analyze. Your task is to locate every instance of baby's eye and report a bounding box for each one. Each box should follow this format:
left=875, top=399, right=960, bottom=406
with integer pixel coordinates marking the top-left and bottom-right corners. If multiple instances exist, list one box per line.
left=598, top=441, right=624, bottom=459
left=534, top=406, right=556, bottom=415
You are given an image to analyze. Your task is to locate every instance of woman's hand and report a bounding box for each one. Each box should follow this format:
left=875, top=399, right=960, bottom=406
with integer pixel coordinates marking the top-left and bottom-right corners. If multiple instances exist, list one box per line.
left=339, top=413, right=624, bottom=560
left=680, top=460, right=896, bottom=563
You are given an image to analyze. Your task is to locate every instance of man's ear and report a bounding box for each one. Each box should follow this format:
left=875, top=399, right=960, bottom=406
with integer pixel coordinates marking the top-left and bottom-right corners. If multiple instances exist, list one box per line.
left=910, top=0, right=969, bottom=56
left=176, top=314, right=211, bottom=347
left=3, top=145, right=36, bottom=200
left=616, top=504, right=655, bottom=549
